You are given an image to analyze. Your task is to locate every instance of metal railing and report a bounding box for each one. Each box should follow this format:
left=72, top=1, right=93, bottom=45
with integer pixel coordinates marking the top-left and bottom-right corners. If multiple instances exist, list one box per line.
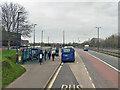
left=89, top=47, right=120, bottom=58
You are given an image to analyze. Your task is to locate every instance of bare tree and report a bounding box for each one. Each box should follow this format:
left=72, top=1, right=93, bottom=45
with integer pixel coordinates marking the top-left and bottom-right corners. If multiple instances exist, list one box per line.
left=0, top=2, right=32, bottom=50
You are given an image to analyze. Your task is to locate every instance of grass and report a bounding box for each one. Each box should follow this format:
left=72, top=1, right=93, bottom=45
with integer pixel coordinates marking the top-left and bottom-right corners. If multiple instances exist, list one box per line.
left=2, top=50, right=26, bottom=88
left=2, top=50, right=16, bottom=62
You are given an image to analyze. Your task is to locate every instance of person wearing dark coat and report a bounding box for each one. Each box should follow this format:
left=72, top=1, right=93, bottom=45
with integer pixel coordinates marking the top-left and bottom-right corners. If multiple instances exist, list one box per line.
left=44, top=50, right=47, bottom=61
left=52, top=50, right=55, bottom=61
left=48, top=51, right=51, bottom=60
left=16, top=53, right=18, bottom=64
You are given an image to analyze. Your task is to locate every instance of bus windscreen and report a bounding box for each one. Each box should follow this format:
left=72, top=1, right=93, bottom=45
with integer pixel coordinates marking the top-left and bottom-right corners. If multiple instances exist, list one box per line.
left=63, top=48, right=72, bottom=52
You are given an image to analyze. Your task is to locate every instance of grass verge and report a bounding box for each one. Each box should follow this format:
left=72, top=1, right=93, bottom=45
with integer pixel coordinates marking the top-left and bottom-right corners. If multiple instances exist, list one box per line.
left=2, top=50, right=26, bottom=88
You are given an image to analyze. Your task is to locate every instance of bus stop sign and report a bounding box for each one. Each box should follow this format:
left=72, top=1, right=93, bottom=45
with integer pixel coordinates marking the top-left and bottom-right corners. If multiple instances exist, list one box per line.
left=19, top=56, right=21, bottom=62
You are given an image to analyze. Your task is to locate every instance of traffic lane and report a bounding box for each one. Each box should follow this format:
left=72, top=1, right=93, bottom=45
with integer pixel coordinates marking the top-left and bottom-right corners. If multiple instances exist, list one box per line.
left=77, top=49, right=119, bottom=88
left=88, top=50, right=118, bottom=69
left=69, top=50, right=95, bottom=88
left=52, top=63, right=79, bottom=88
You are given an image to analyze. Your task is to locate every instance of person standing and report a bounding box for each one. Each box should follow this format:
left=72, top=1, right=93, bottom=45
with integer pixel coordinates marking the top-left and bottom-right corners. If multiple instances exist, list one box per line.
left=39, top=50, right=43, bottom=65
left=48, top=51, right=51, bottom=60
left=52, top=50, right=55, bottom=61
left=44, top=49, right=47, bottom=61
left=16, top=53, right=18, bottom=64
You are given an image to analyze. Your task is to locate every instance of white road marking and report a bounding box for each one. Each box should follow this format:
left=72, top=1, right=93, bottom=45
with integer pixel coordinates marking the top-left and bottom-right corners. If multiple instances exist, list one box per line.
left=61, top=84, right=82, bottom=89
left=61, top=84, right=68, bottom=88
left=87, top=52, right=120, bottom=73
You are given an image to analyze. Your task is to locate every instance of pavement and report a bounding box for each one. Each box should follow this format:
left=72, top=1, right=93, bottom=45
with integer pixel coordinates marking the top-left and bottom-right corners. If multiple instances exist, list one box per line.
left=6, top=55, right=61, bottom=88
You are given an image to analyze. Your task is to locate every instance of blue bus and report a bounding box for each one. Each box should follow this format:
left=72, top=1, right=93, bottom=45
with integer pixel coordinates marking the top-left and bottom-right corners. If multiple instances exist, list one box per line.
left=61, top=47, right=75, bottom=62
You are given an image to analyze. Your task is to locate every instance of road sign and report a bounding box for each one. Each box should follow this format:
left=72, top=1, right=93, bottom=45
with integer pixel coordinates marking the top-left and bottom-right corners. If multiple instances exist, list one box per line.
left=19, top=56, right=21, bottom=62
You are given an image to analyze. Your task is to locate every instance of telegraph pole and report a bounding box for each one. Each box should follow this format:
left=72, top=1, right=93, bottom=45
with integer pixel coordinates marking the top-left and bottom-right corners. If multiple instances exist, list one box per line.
left=63, top=30, right=65, bottom=47
left=16, top=12, right=22, bottom=53
left=48, top=36, right=49, bottom=44
left=33, top=24, right=37, bottom=48
left=96, top=27, right=101, bottom=52
left=16, top=12, right=22, bottom=64
left=41, top=30, right=43, bottom=47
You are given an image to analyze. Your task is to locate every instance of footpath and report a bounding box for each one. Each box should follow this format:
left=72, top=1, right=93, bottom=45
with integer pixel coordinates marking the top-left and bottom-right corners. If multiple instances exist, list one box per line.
left=6, top=55, right=61, bottom=88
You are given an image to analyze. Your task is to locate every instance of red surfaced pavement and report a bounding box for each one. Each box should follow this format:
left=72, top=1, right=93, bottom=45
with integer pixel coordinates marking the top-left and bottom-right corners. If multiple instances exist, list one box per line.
left=78, top=50, right=119, bottom=88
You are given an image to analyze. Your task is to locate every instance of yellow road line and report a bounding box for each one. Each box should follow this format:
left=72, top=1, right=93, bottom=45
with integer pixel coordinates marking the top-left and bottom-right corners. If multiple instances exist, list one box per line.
left=89, top=76, right=92, bottom=81
left=69, top=84, right=71, bottom=89
left=48, top=63, right=63, bottom=88
left=92, top=83, right=95, bottom=88
left=80, top=84, right=83, bottom=88
left=87, top=71, right=89, bottom=74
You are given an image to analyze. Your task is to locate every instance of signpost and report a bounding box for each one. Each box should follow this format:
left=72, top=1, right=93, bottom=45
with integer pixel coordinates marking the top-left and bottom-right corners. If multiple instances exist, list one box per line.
left=19, top=56, right=21, bottom=62
left=18, top=55, right=21, bottom=72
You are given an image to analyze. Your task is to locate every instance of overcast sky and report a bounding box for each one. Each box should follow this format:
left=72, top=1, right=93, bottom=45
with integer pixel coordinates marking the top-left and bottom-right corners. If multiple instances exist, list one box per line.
left=0, top=0, right=119, bottom=43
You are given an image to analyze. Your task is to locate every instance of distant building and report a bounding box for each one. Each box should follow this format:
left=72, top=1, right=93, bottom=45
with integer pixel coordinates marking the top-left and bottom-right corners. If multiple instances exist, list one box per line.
left=90, top=38, right=98, bottom=44
left=21, top=40, right=29, bottom=46
left=2, top=30, right=21, bottom=47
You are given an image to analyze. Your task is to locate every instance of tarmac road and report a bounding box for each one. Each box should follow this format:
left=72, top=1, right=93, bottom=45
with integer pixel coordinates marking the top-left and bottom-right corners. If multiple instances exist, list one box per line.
left=6, top=48, right=119, bottom=89
left=88, top=50, right=119, bottom=69
left=76, top=49, right=119, bottom=88
left=52, top=63, right=79, bottom=88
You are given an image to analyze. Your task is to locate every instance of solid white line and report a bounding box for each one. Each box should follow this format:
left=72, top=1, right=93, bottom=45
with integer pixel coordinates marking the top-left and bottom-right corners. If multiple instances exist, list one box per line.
left=87, top=52, right=120, bottom=73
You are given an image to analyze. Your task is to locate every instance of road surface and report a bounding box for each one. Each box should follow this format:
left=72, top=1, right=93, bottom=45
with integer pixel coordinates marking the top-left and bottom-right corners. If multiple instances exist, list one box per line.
left=6, top=48, right=119, bottom=89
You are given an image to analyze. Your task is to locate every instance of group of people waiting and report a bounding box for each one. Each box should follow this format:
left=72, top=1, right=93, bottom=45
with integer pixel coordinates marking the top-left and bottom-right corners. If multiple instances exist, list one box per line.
left=39, top=49, right=56, bottom=65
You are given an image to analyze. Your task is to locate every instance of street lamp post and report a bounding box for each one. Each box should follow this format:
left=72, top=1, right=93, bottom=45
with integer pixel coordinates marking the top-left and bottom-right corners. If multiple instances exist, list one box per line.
left=33, top=24, right=37, bottom=48
left=41, top=30, right=43, bottom=47
left=16, top=11, right=22, bottom=63
left=96, top=27, right=101, bottom=52
left=48, top=36, right=49, bottom=44
left=63, top=30, right=65, bottom=47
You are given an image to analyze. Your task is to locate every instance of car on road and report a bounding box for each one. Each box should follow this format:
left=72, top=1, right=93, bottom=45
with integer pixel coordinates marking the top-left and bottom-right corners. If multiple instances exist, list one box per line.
left=84, top=45, right=89, bottom=51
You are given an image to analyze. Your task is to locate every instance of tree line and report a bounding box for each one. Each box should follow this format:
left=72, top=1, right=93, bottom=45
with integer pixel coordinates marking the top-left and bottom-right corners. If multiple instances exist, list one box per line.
left=0, top=2, right=33, bottom=50
left=80, top=34, right=119, bottom=49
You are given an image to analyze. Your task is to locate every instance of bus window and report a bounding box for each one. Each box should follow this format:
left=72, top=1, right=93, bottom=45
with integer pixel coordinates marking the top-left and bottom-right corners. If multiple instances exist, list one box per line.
left=63, top=48, right=71, bottom=52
